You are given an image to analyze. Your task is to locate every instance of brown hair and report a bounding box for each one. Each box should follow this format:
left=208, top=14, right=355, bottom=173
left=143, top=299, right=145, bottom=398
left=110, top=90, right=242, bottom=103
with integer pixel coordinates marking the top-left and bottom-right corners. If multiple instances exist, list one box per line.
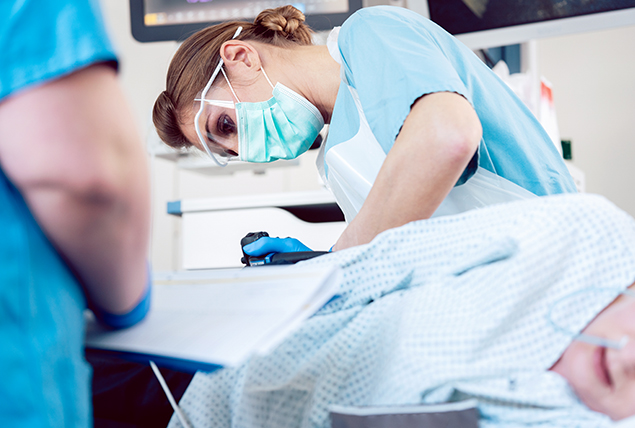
left=152, top=5, right=313, bottom=150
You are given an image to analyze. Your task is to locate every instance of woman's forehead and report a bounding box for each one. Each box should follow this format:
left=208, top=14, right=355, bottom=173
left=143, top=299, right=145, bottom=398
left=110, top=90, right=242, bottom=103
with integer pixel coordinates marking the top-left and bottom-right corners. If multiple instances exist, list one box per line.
left=178, top=110, right=201, bottom=149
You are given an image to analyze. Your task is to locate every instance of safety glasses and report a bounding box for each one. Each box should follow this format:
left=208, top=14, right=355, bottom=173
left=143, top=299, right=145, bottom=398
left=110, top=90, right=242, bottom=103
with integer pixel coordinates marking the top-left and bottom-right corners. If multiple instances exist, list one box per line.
left=194, top=26, right=242, bottom=166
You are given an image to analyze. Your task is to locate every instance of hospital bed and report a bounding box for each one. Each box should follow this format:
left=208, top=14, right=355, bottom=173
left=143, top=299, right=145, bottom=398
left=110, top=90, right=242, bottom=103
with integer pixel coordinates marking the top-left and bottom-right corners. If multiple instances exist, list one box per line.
left=87, top=264, right=635, bottom=428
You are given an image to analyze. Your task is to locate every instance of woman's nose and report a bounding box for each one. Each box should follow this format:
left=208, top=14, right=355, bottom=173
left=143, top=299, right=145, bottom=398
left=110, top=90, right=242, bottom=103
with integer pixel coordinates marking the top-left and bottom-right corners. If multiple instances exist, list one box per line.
left=227, top=138, right=239, bottom=156
left=217, top=136, right=239, bottom=156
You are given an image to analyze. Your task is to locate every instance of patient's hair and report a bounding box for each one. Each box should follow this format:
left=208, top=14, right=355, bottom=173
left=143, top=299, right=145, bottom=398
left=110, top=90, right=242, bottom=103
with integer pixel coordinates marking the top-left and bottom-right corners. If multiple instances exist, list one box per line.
left=153, top=5, right=313, bottom=150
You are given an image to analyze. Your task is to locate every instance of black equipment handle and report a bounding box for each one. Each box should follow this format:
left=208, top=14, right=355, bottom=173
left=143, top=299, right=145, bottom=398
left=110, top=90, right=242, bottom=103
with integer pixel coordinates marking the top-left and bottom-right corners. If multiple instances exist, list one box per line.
left=239, top=231, right=329, bottom=266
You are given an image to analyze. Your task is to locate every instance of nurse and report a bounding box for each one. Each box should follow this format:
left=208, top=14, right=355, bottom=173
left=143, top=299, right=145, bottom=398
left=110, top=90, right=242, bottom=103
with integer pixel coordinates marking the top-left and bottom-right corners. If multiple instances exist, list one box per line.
left=0, top=0, right=152, bottom=426
left=153, top=5, right=576, bottom=251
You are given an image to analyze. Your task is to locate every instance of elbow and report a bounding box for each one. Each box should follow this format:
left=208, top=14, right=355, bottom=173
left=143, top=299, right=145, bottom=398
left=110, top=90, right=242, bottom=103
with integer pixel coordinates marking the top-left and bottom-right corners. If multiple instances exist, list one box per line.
left=63, top=153, right=131, bottom=206
left=64, top=134, right=148, bottom=207
left=35, top=150, right=143, bottom=210
left=75, top=173, right=127, bottom=208
left=442, top=122, right=482, bottom=169
left=13, top=162, right=126, bottom=207
left=77, top=155, right=146, bottom=209
left=411, top=91, right=482, bottom=169
left=81, top=139, right=150, bottom=211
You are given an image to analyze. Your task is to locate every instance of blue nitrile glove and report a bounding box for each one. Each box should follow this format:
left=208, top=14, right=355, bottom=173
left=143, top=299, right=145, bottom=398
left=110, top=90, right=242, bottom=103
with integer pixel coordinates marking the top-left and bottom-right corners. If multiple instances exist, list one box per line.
left=243, top=236, right=312, bottom=256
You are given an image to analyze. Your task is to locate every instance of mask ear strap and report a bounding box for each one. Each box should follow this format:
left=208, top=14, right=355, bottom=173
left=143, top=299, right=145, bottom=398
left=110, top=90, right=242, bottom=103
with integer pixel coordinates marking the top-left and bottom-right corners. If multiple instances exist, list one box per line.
left=222, top=65, right=274, bottom=104
left=261, top=67, right=275, bottom=90
left=220, top=67, right=241, bottom=103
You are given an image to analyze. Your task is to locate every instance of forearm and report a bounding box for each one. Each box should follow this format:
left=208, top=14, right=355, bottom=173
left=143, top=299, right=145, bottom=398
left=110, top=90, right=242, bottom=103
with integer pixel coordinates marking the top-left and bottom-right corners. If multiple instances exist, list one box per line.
left=333, top=92, right=481, bottom=251
left=0, top=65, right=151, bottom=314
left=24, top=165, right=150, bottom=314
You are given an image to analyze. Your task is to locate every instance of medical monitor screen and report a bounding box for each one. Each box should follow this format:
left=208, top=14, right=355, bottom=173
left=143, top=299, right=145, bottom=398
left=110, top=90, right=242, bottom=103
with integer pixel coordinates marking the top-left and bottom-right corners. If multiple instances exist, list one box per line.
left=130, top=0, right=362, bottom=42
left=429, top=0, right=635, bottom=34
left=421, top=0, right=635, bottom=49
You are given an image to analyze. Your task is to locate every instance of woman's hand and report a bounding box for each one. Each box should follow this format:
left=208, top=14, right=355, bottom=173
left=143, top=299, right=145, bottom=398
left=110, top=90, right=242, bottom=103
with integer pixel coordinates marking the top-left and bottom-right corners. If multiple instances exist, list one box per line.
left=332, top=91, right=481, bottom=251
left=243, top=236, right=313, bottom=256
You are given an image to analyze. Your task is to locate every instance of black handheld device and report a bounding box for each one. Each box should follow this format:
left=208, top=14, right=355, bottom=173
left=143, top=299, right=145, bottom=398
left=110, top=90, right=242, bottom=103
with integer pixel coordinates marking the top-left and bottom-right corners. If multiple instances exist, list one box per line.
left=240, top=231, right=329, bottom=266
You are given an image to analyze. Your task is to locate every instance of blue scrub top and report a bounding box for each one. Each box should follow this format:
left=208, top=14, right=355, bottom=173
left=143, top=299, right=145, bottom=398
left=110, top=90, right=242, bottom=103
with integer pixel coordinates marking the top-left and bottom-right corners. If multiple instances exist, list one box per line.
left=326, top=6, right=576, bottom=196
left=0, top=1, right=117, bottom=426
left=0, top=0, right=117, bottom=101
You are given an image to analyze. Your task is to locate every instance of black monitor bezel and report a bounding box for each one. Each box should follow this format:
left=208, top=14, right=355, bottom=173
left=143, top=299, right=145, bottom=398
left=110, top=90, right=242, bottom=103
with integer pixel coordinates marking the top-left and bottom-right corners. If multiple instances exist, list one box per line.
left=129, top=0, right=363, bottom=43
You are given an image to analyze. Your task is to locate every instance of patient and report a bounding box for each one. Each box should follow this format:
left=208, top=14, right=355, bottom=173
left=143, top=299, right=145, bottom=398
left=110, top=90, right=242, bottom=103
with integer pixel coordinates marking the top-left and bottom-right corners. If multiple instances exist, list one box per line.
left=164, top=193, right=635, bottom=428
left=91, top=193, right=635, bottom=427
left=552, top=284, right=635, bottom=420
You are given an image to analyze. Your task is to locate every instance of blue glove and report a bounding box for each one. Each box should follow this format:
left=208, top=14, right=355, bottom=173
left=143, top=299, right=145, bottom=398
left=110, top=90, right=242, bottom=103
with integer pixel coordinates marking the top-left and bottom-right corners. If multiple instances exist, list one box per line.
left=243, top=236, right=312, bottom=257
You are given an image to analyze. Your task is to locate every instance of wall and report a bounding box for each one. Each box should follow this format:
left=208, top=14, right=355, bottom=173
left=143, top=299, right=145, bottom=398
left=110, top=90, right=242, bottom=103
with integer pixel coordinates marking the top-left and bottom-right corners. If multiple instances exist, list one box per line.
left=99, top=0, right=180, bottom=270
left=99, top=0, right=635, bottom=271
left=537, top=25, right=635, bottom=216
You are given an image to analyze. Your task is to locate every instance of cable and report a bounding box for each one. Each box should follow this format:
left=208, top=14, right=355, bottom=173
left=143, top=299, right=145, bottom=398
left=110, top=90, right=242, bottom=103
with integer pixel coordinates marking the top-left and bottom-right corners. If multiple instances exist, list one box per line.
left=149, top=361, right=193, bottom=428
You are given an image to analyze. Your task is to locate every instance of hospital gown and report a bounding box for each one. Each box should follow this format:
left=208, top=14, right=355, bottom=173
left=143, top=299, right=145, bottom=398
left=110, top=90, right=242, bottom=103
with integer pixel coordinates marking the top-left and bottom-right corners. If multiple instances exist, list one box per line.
left=170, top=193, right=635, bottom=428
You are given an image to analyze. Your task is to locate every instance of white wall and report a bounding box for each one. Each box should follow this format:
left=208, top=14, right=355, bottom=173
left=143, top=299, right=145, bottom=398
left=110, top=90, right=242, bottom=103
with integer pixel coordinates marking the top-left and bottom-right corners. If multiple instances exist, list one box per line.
left=99, top=0, right=180, bottom=270
left=99, top=0, right=635, bottom=271
left=537, top=25, right=635, bottom=217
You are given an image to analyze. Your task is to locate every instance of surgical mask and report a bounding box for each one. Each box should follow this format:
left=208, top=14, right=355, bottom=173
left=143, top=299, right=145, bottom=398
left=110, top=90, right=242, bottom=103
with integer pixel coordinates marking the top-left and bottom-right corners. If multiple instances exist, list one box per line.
left=224, top=68, right=325, bottom=163
left=548, top=287, right=635, bottom=349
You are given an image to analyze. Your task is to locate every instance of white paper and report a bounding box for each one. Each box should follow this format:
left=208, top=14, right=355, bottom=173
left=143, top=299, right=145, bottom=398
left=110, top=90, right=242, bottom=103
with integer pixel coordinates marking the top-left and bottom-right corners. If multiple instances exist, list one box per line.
left=85, top=265, right=340, bottom=368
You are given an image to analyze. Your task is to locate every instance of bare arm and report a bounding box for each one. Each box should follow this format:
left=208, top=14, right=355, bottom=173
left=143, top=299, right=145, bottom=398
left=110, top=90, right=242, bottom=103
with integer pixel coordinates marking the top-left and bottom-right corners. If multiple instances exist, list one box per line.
left=0, top=64, right=151, bottom=314
left=332, top=91, right=482, bottom=251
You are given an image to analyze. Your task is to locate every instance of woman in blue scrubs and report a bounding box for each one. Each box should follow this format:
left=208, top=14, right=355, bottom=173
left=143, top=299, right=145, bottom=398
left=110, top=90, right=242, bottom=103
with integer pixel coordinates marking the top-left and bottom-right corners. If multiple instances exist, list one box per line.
left=153, top=5, right=576, bottom=252
left=0, top=1, right=152, bottom=426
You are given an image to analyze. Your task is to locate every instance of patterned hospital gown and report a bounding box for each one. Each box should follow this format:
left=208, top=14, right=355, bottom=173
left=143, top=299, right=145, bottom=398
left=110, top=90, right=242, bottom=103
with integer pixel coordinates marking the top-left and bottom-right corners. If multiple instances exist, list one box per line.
left=169, top=194, right=635, bottom=428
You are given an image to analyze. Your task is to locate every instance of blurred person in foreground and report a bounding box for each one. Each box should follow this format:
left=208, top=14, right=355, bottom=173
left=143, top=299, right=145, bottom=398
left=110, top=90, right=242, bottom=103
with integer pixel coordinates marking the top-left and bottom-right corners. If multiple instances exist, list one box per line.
left=0, top=1, right=152, bottom=426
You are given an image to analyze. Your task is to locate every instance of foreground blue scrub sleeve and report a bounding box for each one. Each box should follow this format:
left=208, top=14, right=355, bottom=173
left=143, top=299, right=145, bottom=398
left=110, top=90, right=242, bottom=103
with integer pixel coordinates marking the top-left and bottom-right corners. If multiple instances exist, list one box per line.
left=0, top=0, right=117, bottom=100
left=0, top=169, right=90, bottom=427
left=0, top=1, right=119, bottom=427
left=325, top=6, right=576, bottom=197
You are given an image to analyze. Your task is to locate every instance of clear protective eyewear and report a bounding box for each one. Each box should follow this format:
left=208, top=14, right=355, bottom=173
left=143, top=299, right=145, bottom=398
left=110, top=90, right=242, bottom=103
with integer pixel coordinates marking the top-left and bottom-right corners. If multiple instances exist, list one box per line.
left=548, top=288, right=635, bottom=350
left=194, top=27, right=242, bottom=166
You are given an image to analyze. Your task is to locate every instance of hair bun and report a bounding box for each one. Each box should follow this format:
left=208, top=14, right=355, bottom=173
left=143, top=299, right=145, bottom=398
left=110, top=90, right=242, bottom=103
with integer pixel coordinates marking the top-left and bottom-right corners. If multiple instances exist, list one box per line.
left=254, top=5, right=312, bottom=45
left=153, top=90, right=190, bottom=149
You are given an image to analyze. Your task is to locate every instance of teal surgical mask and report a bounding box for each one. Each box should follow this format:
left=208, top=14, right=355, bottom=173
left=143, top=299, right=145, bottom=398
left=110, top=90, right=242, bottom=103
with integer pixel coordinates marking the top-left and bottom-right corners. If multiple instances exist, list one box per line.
left=224, top=68, right=325, bottom=163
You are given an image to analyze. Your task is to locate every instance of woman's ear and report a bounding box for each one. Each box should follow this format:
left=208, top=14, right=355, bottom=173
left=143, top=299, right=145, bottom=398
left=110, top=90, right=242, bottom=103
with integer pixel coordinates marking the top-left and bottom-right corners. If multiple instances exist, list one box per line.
left=220, top=41, right=261, bottom=78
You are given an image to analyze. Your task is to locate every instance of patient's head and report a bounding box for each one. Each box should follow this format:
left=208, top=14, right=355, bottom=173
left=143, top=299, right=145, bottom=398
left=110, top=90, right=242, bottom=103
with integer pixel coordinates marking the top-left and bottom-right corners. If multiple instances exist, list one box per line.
left=550, top=284, right=635, bottom=420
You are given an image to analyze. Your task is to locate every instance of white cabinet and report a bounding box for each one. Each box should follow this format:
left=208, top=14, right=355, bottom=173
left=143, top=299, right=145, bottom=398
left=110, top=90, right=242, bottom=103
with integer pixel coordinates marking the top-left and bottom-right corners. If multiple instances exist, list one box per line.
left=170, top=190, right=347, bottom=269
